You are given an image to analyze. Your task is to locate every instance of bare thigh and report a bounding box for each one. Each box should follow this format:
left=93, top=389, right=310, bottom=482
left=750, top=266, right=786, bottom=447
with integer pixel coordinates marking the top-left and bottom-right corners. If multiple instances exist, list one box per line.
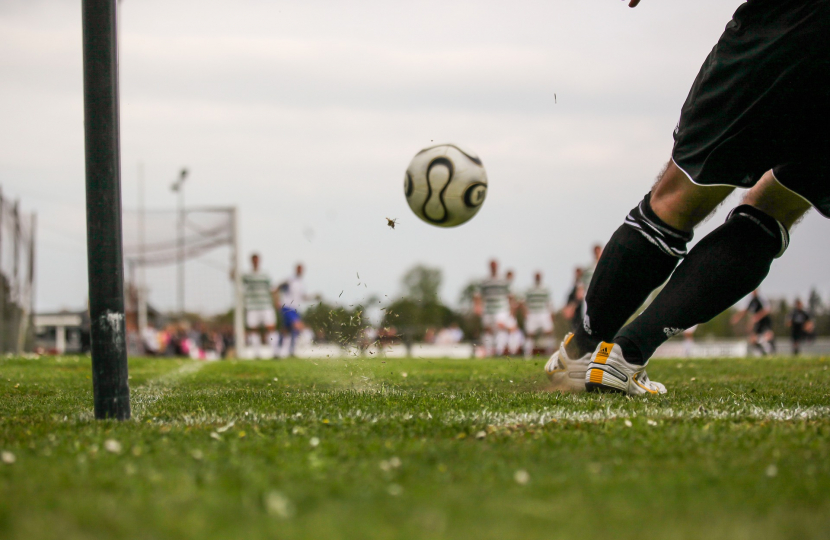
left=649, top=160, right=734, bottom=232
left=743, top=170, right=813, bottom=229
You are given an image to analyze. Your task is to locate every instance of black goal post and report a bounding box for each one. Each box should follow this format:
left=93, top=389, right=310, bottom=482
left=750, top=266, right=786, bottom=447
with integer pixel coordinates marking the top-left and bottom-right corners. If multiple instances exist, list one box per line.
left=82, top=0, right=131, bottom=420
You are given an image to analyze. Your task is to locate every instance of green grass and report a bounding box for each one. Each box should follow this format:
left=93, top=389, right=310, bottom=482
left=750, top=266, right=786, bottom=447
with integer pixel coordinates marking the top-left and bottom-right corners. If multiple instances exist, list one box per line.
left=2, top=355, right=830, bottom=540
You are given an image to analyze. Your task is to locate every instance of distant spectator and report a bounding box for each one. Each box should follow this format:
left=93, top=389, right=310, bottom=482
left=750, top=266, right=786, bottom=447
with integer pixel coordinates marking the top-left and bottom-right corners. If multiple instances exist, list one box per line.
left=141, top=324, right=161, bottom=356
left=436, top=323, right=464, bottom=345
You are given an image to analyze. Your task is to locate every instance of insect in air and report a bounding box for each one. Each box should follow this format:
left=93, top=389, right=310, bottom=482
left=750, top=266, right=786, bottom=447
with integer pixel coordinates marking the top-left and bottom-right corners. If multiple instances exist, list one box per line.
left=386, top=217, right=398, bottom=230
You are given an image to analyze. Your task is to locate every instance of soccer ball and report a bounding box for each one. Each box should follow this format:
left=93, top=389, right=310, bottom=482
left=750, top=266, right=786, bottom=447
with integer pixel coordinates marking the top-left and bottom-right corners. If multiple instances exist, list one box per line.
left=404, top=143, right=488, bottom=228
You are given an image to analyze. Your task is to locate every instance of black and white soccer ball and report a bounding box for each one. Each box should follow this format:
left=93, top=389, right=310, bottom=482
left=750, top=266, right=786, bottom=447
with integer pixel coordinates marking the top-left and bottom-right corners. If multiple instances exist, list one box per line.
left=404, top=143, right=488, bottom=228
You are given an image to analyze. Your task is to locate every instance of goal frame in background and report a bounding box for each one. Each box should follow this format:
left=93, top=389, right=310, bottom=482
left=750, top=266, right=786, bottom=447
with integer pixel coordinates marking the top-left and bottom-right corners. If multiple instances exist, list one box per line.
left=123, top=205, right=244, bottom=357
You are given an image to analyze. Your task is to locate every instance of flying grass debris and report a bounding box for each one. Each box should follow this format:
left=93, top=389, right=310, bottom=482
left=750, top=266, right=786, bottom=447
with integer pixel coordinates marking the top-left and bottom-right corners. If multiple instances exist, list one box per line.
left=514, top=470, right=530, bottom=485
left=264, top=491, right=295, bottom=519
left=104, top=439, right=122, bottom=454
left=216, top=421, right=235, bottom=433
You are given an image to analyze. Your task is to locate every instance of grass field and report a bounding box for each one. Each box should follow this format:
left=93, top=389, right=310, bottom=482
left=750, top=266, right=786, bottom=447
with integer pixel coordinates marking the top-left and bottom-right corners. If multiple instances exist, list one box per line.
left=1, top=354, right=829, bottom=540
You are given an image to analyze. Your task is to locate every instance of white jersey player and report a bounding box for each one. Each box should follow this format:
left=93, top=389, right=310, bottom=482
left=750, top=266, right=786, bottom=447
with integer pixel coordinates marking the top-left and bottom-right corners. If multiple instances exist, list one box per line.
left=523, top=272, right=555, bottom=357
left=275, top=263, right=309, bottom=357
left=474, top=259, right=511, bottom=357
left=505, top=269, right=524, bottom=356
left=241, top=253, right=278, bottom=358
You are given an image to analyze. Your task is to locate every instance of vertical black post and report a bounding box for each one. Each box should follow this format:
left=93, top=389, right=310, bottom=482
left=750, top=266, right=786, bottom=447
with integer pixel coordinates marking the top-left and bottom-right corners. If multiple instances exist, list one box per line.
left=82, top=0, right=130, bottom=420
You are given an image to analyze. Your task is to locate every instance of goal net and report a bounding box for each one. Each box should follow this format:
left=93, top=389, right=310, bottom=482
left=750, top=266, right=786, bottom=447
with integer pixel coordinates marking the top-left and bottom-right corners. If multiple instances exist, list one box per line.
left=121, top=206, right=243, bottom=354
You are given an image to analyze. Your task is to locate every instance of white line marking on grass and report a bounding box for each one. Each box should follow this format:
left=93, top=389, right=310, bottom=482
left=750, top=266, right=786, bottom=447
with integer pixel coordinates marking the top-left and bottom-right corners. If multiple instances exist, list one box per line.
left=131, top=361, right=205, bottom=420
left=133, top=403, right=830, bottom=429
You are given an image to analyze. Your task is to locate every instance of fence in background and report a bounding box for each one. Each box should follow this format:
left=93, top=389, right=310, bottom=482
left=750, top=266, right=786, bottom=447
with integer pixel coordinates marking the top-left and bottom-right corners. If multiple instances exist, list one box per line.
left=0, top=187, right=36, bottom=353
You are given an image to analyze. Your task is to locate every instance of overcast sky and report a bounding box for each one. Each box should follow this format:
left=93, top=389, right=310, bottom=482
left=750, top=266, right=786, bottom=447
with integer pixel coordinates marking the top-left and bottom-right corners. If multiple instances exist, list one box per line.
left=1, top=0, right=828, bottom=316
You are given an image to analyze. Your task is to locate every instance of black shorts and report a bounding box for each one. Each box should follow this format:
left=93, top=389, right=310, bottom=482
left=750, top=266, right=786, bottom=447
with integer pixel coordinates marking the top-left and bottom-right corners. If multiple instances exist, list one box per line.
left=792, top=329, right=808, bottom=342
left=672, top=0, right=830, bottom=217
left=753, top=318, right=773, bottom=336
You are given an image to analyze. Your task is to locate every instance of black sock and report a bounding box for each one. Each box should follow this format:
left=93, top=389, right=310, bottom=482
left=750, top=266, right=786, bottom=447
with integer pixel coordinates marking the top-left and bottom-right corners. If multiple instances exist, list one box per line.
left=572, top=192, right=691, bottom=356
left=615, top=205, right=789, bottom=364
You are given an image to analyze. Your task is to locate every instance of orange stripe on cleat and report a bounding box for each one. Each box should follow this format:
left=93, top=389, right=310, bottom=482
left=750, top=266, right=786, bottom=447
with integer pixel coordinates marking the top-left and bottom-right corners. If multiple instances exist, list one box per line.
left=594, top=342, right=613, bottom=364
left=633, top=374, right=657, bottom=394
left=589, top=369, right=604, bottom=384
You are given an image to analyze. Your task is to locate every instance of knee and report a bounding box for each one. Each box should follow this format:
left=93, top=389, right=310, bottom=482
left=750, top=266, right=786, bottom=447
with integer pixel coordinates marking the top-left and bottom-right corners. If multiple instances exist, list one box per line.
left=742, top=171, right=812, bottom=229
left=650, top=161, right=733, bottom=231
left=726, top=204, right=789, bottom=259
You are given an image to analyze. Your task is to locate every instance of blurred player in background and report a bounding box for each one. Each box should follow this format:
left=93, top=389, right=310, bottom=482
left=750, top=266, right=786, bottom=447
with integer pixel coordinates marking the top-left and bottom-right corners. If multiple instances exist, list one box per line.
left=731, top=289, right=775, bottom=356
left=682, top=325, right=698, bottom=358
left=563, top=267, right=586, bottom=333
left=242, top=253, right=278, bottom=358
left=786, top=298, right=814, bottom=355
left=276, top=263, right=310, bottom=357
left=473, top=260, right=511, bottom=357
left=523, top=271, right=555, bottom=358
left=504, top=269, right=524, bottom=356
left=581, top=244, right=604, bottom=290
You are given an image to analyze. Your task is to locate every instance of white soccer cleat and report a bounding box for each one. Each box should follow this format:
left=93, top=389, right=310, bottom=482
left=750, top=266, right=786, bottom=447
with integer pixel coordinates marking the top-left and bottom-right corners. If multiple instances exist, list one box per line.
left=584, top=341, right=666, bottom=395
left=544, top=333, right=591, bottom=393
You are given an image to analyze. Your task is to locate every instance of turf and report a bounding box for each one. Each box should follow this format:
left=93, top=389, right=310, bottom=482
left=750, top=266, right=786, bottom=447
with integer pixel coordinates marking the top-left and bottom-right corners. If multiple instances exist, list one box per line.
left=1, top=355, right=829, bottom=540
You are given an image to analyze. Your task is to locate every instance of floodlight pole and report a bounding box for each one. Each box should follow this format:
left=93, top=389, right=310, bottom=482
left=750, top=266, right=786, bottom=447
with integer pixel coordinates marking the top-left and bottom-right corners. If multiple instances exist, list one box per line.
left=137, top=162, right=148, bottom=335
left=171, top=168, right=188, bottom=317
left=82, top=0, right=130, bottom=420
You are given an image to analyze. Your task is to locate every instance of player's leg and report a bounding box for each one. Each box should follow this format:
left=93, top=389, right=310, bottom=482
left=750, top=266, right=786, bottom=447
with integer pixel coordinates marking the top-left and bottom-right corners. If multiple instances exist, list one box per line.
left=523, top=315, right=539, bottom=358
left=494, top=313, right=511, bottom=356
left=265, top=324, right=278, bottom=357
left=278, top=307, right=294, bottom=358
left=481, top=314, right=495, bottom=357
left=258, top=307, right=277, bottom=359
left=567, top=160, right=733, bottom=359
left=539, top=315, right=556, bottom=357
left=765, top=329, right=777, bottom=355
left=746, top=327, right=764, bottom=356
left=508, top=327, right=524, bottom=357
left=245, top=310, right=263, bottom=353
left=482, top=330, right=494, bottom=357
left=288, top=318, right=304, bottom=357
left=605, top=172, right=810, bottom=375
left=792, top=332, right=802, bottom=356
